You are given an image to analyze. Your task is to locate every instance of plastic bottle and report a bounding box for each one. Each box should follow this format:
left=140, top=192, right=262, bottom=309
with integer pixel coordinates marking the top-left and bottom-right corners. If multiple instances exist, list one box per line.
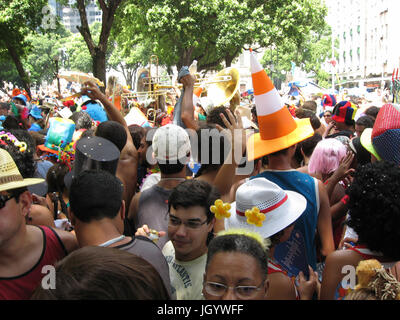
left=189, top=60, right=198, bottom=75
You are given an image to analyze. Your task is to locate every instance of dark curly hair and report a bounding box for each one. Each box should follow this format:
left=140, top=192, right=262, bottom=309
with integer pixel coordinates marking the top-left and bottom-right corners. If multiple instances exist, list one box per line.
left=2, top=115, right=23, bottom=130
left=206, top=233, right=269, bottom=277
left=206, top=106, right=235, bottom=129
left=70, top=111, right=92, bottom=130
left=0, top=129, right=36, bottom=178
left=346, top=161, right=400, bottom=260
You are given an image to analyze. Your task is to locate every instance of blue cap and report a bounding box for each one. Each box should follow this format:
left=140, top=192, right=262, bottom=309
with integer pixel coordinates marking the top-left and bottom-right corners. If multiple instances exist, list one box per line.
left=29, top=106, right=43, bottom=119
left=13, top=94, right=27, bottom=105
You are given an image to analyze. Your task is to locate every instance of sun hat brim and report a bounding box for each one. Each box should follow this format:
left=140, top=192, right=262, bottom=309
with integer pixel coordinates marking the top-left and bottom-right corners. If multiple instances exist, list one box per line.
left=360, top=128, right=381, bottom=161
left=224, top=190, right=307, bottom=239
left=0, top=178, right=45, bottom=193
left=246, top=118, right=314, bottom=161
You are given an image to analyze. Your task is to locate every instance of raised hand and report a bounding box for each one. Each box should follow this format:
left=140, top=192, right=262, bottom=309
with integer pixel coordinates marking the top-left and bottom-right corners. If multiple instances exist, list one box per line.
left=296, top=265, right=321, bottom=300
left=80, top=81, right=104, bottom=101
left=216, top=109, right=246, bottom=159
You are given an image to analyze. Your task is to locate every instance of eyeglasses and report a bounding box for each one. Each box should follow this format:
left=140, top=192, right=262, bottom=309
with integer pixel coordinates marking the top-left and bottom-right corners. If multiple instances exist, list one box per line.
left=203, top=280, right=265, bottom=299
left=168, top=214, right=208, bottom=229
left=0, top=194, right=16, bottom=209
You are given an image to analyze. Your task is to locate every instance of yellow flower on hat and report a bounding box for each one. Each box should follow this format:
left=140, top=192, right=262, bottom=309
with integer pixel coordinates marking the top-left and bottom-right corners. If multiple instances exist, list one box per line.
left=245, top=207, right=265, bottom=227
left=210, top=199, right=231, bottom=220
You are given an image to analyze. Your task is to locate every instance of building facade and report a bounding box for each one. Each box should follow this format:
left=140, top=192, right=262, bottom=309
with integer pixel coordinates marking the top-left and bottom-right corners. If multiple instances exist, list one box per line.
left=48, top=0, right=102, bottom=33
left=326, top=0, right=400, bottom=88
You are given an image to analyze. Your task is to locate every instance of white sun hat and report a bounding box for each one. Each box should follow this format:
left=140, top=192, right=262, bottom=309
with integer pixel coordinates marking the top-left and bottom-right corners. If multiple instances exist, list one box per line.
left=224, top=178, right=307, bottom=238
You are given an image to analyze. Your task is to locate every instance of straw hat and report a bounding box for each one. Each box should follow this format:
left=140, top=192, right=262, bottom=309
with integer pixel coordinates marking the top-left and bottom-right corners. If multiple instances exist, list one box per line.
left=246, top=50, right=313, bottom=161
left=0, top=149, right=44, bottom=192
left=225, top=178, right=307, bottom=239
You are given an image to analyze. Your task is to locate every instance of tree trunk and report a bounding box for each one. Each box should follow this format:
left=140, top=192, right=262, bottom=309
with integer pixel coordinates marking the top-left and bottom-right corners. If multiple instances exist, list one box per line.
left=92, top=49, right=106, bottom=92
left=127, top=70, right=134, bottom=90
left=177, top=47, right=195, bottom=70
left=225, top=49, right=240, bottom=68
left=76, top=0, right=124, bottom=91
left=5, top=42, right=31, bottom=98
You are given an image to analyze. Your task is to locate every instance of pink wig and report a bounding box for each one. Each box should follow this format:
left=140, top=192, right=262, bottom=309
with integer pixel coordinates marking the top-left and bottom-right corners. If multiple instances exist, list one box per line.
left=308, top=138, right=347, bottom=175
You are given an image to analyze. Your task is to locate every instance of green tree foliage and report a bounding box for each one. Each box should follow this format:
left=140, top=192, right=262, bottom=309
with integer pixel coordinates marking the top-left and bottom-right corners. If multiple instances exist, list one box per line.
left=107, top=40, right=153, bottom=89
left=261, top=24, right=339, bottom=89
left=0, top=0, right=48, bottom=95
left=22, top=22, right=102, bottom=88
left=24, top=24, right=71, bottom=87
left=115, top=0, right=328, bottom=72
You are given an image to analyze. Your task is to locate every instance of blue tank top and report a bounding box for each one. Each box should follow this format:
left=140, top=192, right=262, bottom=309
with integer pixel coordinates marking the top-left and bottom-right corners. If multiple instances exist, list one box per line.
left=252, top=170, right=319, bottom=270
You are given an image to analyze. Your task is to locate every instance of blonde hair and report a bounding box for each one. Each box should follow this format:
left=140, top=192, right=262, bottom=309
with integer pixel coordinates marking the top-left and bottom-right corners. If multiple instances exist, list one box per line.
left=346, top=259, right=400, bottom=300
left=217, top=228, right=271, bottom=251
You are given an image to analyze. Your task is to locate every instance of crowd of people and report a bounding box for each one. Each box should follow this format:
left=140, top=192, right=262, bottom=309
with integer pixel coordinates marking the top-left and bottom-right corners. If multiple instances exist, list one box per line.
left=0, top=50, right=400, bottom=301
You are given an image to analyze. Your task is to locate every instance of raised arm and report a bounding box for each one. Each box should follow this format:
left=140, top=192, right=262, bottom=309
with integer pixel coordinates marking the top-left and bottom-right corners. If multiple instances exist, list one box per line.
left=213, top=109, right=245, bottom=197
left=179, top=74, right=199, bottom=131
left=81, top=81, right=139, bottom=209
left=317, top=179, right=335, bottom=258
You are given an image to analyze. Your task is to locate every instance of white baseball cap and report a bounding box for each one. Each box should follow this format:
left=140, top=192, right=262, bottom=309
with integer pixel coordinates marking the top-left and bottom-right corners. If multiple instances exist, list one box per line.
left=152, top=124, right=191, bottom=163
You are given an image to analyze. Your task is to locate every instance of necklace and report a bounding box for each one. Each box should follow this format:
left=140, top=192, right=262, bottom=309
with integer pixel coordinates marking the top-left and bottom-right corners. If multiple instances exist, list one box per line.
left=98, top=235, right=126, bottom=247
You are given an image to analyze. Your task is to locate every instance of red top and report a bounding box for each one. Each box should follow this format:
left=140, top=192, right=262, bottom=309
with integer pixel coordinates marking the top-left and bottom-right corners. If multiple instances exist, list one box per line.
left=0, top=226, right=67, bottom=300
left=268, top=259, right=300, bottom=300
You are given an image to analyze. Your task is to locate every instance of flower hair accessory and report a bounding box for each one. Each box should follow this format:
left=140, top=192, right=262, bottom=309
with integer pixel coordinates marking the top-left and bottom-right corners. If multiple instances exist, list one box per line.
left=210, top=199, right=231, bottom=220
left=245, top=207, right=266, bottom=227
left=0, top=132, right=27, bottom=153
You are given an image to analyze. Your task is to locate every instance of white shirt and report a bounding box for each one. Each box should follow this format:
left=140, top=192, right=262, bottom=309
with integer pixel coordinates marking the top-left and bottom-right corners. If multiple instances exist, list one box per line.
left=162, top=241, right=206, bottom=300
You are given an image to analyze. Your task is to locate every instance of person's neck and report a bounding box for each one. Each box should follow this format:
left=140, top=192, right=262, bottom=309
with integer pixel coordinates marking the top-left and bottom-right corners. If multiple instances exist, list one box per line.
left=75, top=220, right=130, bottom=248
left=303, top=156, right=310, bottom=166
left=196, top=169, right=218, bottom=182
left=0, top=224, right=33, bottom=266
left=158, top=171, right=187, bottom=189
left=267, top=156, right=293, bottom=170
left=176, top=247, right=207, bottom=262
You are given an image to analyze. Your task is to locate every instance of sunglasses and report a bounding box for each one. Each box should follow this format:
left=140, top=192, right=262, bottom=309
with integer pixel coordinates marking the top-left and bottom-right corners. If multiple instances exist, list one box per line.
left=0, top=194, right=16, bottom=209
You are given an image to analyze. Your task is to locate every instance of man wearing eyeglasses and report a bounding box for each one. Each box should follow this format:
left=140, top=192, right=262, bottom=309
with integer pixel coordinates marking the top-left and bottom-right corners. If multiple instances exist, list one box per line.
left=0, top=149, right=78, bottom=299
left=162, top=179, right=220, bottom=300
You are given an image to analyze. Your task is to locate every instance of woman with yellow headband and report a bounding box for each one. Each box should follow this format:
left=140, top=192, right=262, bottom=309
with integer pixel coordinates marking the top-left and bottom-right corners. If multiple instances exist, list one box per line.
left=202, top=229, right=270, bottom=300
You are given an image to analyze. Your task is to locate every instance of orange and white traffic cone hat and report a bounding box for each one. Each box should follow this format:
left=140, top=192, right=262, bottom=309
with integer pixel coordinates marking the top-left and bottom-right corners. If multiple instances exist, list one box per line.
left=193, top=86, right=203, bottom=107
left=247, top=49, right=314, bottom=161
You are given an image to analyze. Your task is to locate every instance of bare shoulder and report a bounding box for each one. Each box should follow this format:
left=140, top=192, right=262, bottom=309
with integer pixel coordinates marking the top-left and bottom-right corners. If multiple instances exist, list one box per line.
left=325, top=249, right=363, bottom=273
left=266, top=272, right=297, bottom=300
left=128, top=191, right=141, bottom=220
left=51, top=227, right=79, bottom=254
